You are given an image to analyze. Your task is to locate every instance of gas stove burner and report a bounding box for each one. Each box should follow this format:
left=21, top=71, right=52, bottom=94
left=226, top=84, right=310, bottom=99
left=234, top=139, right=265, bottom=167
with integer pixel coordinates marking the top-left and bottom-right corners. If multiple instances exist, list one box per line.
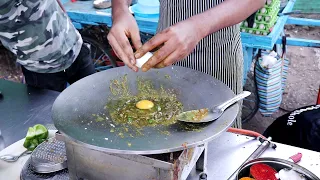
left=20, top=158, right=69, bottom=180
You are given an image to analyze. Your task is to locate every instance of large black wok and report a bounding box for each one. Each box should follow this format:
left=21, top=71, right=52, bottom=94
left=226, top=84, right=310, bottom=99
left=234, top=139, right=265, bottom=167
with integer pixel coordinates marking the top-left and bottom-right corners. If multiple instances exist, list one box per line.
left=52, top=66, right=239, bottom=154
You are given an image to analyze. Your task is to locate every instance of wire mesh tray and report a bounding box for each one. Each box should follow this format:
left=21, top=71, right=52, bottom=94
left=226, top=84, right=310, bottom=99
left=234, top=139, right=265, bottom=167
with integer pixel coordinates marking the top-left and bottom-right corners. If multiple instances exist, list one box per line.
left=20, top=158, right=69, bottom=180
left=30, top=137, right=67, bottom=173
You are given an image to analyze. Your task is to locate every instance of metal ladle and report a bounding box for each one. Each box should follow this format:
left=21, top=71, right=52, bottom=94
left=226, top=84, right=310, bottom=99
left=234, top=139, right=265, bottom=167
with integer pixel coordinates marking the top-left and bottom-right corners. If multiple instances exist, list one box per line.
left=0, top=150, right=31, bottom=162
left=177, top=91, right=251, bottom=123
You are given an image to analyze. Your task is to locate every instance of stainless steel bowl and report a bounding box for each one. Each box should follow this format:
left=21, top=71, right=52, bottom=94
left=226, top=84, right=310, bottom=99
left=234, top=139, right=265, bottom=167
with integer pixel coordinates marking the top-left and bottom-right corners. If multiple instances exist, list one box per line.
left=237, top=157, right=320, bottom=180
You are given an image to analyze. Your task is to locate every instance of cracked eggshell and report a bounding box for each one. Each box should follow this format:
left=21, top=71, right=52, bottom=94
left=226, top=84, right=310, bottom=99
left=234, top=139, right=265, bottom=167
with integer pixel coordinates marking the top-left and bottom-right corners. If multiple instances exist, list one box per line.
left=135, top=52, right=153, bottom=68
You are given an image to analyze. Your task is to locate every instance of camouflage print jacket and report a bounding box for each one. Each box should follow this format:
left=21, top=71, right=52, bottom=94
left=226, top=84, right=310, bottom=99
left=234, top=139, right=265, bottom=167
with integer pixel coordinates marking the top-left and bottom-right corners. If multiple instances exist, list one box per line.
left=0, top=0, right=82, bottom=73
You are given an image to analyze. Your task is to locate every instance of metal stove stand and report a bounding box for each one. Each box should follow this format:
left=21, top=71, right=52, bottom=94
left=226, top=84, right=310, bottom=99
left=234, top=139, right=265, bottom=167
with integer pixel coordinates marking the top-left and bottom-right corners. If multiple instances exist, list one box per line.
left=21, top=137, right=208, bottom=180
left=21, top=158, right=69, bottom=180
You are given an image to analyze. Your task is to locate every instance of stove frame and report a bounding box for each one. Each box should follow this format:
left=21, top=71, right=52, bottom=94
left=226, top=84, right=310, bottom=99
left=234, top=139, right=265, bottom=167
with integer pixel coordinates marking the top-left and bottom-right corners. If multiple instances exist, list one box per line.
left=57, top=133, right=208, bottom=180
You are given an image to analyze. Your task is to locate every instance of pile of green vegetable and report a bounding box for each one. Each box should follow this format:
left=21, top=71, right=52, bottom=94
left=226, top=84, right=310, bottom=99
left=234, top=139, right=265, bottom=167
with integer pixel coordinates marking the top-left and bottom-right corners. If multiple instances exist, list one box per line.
left=23, top=124, right=48, bottom=151
left=106, top=75, right=183, bottom=129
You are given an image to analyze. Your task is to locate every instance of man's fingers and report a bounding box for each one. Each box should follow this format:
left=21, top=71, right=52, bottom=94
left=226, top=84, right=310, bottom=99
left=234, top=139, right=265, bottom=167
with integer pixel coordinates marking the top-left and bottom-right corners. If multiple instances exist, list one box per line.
left=158, top=50, right=182, bottom=67
left=141, top=42, right=175, bottom=72
left=153, top=61, right=166, bottom=69
left=108, top=35, right=138, bottom=72
left=129, top=29, right=142, bottom=65
left=130, top=28, right=142, bottom=54
left=108, top=35, right=123, bottom=60
left=117, top=33, right=136, bottom=65
left=135, top=33, right=167, bottom=59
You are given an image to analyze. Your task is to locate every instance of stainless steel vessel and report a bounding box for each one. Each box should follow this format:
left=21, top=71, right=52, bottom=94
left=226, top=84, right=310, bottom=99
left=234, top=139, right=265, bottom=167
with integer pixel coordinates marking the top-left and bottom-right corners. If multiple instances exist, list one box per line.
left=57, top=132, right=207, bottom=180
left=237, top=157, right=320, bottom=180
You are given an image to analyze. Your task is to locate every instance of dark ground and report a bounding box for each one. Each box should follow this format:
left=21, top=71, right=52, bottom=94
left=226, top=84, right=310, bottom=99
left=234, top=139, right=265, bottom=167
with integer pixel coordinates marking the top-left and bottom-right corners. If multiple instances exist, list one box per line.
left=0, top=49, right=23, bottom=83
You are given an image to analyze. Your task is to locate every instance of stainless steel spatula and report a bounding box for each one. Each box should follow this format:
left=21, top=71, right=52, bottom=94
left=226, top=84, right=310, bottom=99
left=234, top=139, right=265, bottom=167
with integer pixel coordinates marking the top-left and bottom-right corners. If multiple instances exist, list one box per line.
left=177, top=91, right=251, bottom=123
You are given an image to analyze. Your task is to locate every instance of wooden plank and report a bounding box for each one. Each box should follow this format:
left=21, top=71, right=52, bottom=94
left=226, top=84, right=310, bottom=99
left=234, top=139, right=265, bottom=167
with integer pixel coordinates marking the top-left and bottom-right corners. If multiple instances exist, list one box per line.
left=287, top=17, right=320, bottom=26
left=72, top=22, right=83, bottom=29
left=241, top=33, right=273, bottom=49
left=63, top=1, right=113, bottom=26
left=268, top=0, right=295, bottom=48
left=60, top=0, right=69, bottom=4
left=276, top=37, right=320, bottom=47
left=63, top=1, right=159, bottom=33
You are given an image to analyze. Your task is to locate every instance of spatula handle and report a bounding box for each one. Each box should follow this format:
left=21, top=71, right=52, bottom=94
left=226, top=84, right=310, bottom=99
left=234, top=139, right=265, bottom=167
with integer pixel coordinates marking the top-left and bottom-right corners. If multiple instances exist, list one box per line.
left=216, top=91, right=251, bottom=112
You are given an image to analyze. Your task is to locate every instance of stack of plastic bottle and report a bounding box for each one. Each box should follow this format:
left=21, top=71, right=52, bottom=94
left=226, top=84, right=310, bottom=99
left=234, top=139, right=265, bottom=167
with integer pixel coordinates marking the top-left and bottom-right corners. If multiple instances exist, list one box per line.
left=240, top=0, right=280, bottom=36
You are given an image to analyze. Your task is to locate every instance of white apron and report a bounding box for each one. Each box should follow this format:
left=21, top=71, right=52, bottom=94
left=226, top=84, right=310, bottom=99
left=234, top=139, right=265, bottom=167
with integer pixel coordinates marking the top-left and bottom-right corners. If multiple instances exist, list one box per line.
left=157, top=0, right=244, bottom=127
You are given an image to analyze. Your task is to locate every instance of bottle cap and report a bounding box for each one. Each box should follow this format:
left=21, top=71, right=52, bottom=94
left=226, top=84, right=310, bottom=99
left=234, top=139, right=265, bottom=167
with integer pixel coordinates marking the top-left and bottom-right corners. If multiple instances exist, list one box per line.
left=289, top=153, right=302, bottom=163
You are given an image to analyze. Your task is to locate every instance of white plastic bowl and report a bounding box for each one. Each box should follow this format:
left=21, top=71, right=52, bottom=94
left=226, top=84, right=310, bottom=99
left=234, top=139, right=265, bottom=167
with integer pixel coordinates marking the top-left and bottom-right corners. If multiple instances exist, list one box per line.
left=135, top=0, right=159, bottom=14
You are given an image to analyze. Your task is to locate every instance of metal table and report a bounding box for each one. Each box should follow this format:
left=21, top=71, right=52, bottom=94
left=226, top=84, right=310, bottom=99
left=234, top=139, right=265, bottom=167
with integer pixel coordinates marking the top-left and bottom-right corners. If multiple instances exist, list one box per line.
left=0, top=79, right=59, bottom=148
left=1, top=80, right=320, bottom=179
left=190, top=132, right=320, bottom=179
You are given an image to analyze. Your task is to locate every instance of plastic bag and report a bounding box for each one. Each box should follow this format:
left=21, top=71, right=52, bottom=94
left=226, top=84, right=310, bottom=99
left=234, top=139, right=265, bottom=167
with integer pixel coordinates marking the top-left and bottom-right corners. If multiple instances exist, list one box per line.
left=255, top=51, right=288, bottom=116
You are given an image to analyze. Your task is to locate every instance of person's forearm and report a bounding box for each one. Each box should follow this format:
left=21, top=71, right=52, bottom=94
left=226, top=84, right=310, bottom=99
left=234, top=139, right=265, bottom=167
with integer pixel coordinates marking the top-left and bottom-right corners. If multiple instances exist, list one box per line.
left=191, top=0, right=266, bottom=38
left=112, top=0, right=132, bottom=21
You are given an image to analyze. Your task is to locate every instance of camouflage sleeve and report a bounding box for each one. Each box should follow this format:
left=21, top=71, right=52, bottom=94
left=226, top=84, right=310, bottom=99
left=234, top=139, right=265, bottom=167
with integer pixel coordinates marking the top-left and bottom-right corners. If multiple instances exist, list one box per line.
left=0, top=0, right=82, bottom=73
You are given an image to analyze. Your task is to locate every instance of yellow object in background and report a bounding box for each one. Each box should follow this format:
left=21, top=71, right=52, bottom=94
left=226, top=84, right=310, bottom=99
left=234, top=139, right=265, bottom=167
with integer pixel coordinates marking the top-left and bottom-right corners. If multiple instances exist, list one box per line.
left=136, top=100, right=154, bottom=110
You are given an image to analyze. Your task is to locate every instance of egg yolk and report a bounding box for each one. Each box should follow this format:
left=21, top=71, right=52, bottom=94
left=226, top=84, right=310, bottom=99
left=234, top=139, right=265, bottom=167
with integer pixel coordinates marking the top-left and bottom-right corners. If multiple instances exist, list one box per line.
left=136, top=100, right=154, bottom=110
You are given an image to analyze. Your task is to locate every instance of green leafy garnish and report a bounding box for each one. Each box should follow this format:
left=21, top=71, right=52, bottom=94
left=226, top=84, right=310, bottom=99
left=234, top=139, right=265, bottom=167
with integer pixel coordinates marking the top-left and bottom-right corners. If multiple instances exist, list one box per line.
left=23, top=124, right=48, bottom=151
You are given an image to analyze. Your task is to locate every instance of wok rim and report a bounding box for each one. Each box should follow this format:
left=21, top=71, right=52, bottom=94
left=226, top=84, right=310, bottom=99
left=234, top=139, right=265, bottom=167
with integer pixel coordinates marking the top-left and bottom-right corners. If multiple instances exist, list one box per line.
left=52, top=66, right=239, bottom=154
